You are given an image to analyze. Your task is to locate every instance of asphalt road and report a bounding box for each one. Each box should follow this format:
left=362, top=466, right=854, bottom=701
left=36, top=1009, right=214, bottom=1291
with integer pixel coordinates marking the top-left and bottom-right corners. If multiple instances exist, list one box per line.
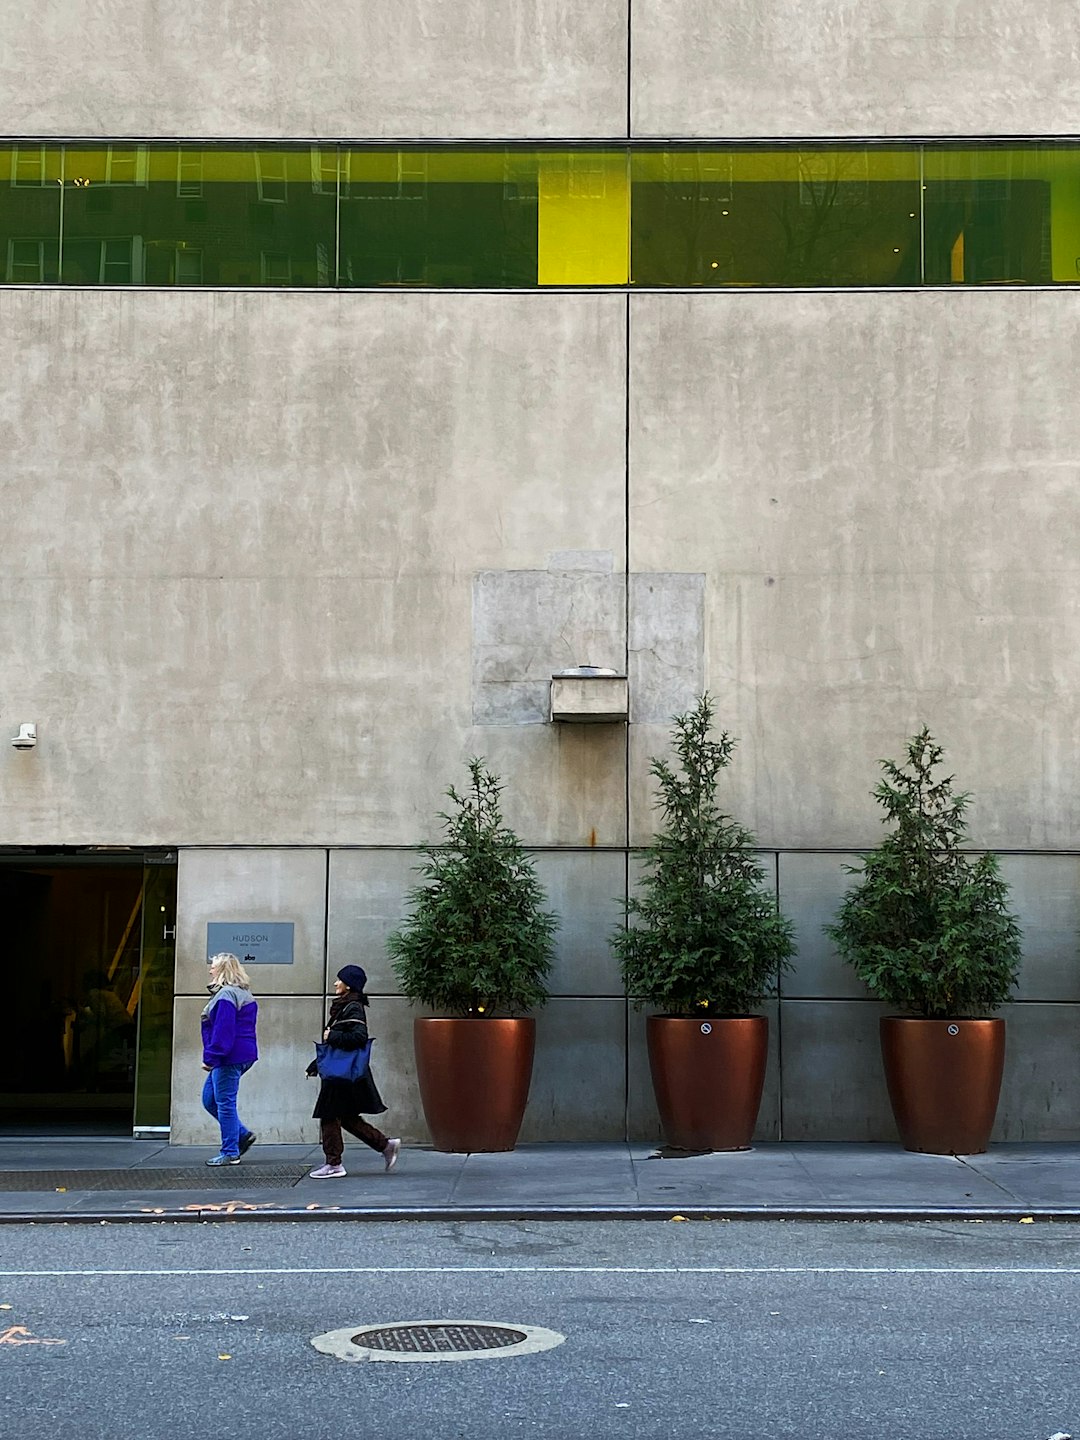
left=0, top=1218, right=1077, bottom=1440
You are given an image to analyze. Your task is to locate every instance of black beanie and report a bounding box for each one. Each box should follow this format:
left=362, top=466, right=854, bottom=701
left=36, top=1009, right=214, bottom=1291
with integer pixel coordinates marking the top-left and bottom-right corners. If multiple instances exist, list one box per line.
left=336, top=964, right=368, bottom=993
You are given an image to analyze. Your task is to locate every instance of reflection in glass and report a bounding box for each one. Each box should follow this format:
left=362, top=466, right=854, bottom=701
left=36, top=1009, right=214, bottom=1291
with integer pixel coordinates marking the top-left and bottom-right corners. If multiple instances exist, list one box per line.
left=2, top=141, right=1080, bottom=289
left=338, top=149, right=540, bottom=286
left=923, top=147, right=1057, bottom=285
left=133, top=861, right=177, bottom=1130
left=0, top=145, right=337, bottom=287
left=631, top=148, right=921, bottom=287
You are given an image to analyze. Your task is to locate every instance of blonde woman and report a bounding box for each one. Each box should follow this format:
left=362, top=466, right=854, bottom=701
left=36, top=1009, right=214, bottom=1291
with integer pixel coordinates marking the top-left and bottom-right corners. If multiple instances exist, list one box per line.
left=201, top=952, right=259, bottom=1166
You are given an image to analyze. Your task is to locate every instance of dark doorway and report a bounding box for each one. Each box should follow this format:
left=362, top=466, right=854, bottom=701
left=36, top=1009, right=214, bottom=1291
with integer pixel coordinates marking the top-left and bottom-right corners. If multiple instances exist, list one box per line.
left=0, top=853, right=177, bottom=1134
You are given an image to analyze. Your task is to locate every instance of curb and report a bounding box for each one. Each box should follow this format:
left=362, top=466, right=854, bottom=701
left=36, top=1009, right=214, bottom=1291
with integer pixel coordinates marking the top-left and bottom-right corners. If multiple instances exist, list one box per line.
left=1, top=1204, right=1078, bottom=1225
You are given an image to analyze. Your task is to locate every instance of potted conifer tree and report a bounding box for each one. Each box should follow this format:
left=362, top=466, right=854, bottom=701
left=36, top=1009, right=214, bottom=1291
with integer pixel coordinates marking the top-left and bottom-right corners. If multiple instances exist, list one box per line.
left=827, top=728, right=1022, bottom=1154
left=387, top=758, right=558, bottom=1152
left=612, top=695, right=795, bottom=1151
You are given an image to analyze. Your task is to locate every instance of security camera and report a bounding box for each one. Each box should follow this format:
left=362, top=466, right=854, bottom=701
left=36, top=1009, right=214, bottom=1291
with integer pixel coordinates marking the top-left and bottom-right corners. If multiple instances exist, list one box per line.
left=11, top=724, right=36, bottom=750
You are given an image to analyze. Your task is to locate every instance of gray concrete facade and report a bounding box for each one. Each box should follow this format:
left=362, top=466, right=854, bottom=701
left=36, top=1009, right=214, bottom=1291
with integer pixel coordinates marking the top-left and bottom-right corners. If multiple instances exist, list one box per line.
left=632, top=1, right=1080, bottom=138
left=0, top=2, right=630, bottom=139
left=2, top=4, right=1079, bottom=1144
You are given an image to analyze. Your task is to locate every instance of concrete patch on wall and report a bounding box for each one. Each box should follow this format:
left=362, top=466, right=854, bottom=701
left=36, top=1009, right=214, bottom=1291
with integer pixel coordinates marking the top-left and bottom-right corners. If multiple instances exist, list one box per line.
left=628, top=572, right=705, bottom=723
left=472, top=560, right=625, bottom=726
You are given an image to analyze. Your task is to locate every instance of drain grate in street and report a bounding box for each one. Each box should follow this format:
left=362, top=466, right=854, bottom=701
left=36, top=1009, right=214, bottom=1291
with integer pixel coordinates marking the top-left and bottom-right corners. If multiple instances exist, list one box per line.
left=312, top=1320, right=566, bottom=1364
left=0, top=1167, right=311, bottom=1192
left=357, top=1323, right=527, bottom=1353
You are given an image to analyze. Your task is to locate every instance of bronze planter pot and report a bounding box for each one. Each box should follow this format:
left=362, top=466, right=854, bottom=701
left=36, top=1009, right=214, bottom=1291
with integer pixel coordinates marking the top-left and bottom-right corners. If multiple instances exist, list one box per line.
left=413, top=1016, right=535, bottom=1153
left=880, top=1016, right=1006, bottom=1155
left=646, top=1015, right=768, bottom=1152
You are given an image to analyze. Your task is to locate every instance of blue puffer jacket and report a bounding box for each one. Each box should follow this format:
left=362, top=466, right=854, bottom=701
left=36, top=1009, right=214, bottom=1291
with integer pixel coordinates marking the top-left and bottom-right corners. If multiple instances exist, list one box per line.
left=201, top=985, right=259, bottom=1067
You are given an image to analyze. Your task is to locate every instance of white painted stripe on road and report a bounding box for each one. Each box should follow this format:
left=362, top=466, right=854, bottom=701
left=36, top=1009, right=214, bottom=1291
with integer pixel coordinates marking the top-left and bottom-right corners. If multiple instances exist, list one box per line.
left=0, top=1265, right=1078, bottom=1278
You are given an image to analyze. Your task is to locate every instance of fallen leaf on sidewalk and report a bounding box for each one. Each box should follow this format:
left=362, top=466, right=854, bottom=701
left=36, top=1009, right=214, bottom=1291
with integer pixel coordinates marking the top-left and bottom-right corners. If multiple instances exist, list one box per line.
left=1019, top=1216, right=1035, bottom=1224
left=669, top=1215, right=689, bottom=1222
left=0, top=1326, right=65, bottom=1346
left=218, top=1353, right=232, bottom=1361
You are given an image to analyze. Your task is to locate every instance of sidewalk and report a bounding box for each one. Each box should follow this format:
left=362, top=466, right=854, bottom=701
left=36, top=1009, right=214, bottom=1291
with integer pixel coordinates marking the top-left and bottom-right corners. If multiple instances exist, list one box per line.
left=0, top=1139, right=1077, bottom=1224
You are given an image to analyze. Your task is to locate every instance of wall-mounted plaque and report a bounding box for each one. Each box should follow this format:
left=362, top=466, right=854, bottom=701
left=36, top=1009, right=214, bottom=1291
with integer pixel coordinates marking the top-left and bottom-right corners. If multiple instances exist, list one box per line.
left=206, top=921, right=295, bottom=966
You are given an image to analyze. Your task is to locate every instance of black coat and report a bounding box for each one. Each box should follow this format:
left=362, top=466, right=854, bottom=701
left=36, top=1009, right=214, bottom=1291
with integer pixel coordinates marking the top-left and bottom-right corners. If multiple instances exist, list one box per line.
left=310, top=991, right=387, bottom=1120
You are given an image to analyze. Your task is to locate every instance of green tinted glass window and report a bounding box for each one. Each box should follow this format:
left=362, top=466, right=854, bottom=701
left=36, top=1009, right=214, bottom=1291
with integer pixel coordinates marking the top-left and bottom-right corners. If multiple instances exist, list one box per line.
left=922, top=146, right=1062, bottom=284
left=630, top=148, right=921, bottom=287
left=338, top=149, right=539, bottom=287
left=0, top=145, right=337, bottom=287
left=2, top=141, right=1080, bottom=290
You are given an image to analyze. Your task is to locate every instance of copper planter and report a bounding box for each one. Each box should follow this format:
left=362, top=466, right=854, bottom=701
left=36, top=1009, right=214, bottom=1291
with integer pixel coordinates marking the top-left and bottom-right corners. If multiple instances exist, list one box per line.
left=880, top=1017, right=1006, bottom=1155
left=646, top=1015, right=768, bottom=1151
left=413, top=1016, right=535, bottom=1153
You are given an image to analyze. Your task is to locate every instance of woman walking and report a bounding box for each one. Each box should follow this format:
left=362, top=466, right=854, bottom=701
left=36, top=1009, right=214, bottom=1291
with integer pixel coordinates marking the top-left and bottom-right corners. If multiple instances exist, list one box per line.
left=201, top=952, right=259, bottom=1166
left=308, top=964, right=400, bottom=1178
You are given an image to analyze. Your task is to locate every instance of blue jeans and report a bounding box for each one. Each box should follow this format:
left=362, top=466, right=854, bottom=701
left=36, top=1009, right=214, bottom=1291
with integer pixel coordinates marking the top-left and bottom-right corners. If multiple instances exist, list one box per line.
left=201, top=1063, right=253, bottom=1158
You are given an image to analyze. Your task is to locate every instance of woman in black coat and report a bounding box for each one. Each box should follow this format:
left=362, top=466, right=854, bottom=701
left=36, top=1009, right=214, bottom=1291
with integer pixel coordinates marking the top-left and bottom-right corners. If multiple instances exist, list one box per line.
left=307, top=965, right=400, bottom=1178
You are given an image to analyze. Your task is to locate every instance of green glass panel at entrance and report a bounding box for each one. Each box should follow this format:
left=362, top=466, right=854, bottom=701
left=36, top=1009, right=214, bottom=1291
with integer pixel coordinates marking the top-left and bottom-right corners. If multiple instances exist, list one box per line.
left=133, top=859, right=177, bottom=1130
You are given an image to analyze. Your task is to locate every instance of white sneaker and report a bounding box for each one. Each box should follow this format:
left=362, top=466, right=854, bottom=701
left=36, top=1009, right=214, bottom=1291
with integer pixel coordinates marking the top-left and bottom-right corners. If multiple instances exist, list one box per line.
left=309, top=1164, right=346, bottom=1179
left=384, top=1138, right=401, bottom=1172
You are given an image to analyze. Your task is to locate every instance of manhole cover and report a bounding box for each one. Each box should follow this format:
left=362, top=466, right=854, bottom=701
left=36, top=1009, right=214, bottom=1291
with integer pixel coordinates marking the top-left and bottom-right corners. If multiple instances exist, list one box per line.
left=358, top=1323, right=526, bottom=1353
left=312, top=1320, right=564, bottom=1364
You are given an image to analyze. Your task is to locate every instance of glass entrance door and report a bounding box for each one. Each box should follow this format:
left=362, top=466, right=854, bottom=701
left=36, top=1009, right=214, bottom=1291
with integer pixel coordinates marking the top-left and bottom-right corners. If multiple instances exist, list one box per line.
left=0, top=852, right=176, bottom=1134
left=133, top=858, right=177, bottom=1130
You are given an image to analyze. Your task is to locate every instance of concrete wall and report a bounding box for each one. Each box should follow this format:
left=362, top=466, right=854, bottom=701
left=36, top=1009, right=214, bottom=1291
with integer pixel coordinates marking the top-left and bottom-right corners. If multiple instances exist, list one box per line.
left=0, top=1, right=629, bottom=139
left=5, top=5, right=1080, bottom=1144
left=629, top=289, right=1080, bottom=853
left=3, top=285, right=1080, bottom=1142
left=0, top=289, right=626, bottom=848
left=5, top=289, right=1077, bottom=852
left=6, top=1, right=1080, bottom=141
left=632, top=1, right=1080, bottom=138
left=171, top=846, right=1080, bottom=1146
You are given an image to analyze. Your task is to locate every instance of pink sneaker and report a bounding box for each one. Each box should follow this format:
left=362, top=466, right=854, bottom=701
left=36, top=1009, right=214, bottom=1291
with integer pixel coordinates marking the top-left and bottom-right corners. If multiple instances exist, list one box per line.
left=309, top=1164, right=346, bottom=1179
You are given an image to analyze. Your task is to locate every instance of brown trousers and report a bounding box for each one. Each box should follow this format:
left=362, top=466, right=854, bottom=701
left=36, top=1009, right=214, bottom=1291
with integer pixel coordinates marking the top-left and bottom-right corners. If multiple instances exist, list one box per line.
left=320, top=1116, right=388, bottom=1165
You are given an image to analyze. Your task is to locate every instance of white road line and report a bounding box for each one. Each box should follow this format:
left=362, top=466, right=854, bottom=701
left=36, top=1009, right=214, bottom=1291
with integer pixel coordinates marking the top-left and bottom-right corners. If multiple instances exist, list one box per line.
left=0, top=1265, right=1077, bottom=1278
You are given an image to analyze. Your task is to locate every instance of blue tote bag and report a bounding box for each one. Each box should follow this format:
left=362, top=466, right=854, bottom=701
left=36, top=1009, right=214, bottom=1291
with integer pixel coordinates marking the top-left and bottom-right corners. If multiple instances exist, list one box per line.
left=314, top=1025, right=373, bottom=1083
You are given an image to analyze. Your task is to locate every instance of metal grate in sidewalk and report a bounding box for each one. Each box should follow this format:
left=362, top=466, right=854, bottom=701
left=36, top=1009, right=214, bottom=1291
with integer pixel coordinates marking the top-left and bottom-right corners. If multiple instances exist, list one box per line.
left=0, top=1166, right=311, bottom=1191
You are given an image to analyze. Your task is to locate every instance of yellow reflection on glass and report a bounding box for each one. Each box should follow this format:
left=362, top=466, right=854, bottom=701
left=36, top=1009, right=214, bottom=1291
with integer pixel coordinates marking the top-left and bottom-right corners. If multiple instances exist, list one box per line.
left=537, top=152, right=629, bottom=285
